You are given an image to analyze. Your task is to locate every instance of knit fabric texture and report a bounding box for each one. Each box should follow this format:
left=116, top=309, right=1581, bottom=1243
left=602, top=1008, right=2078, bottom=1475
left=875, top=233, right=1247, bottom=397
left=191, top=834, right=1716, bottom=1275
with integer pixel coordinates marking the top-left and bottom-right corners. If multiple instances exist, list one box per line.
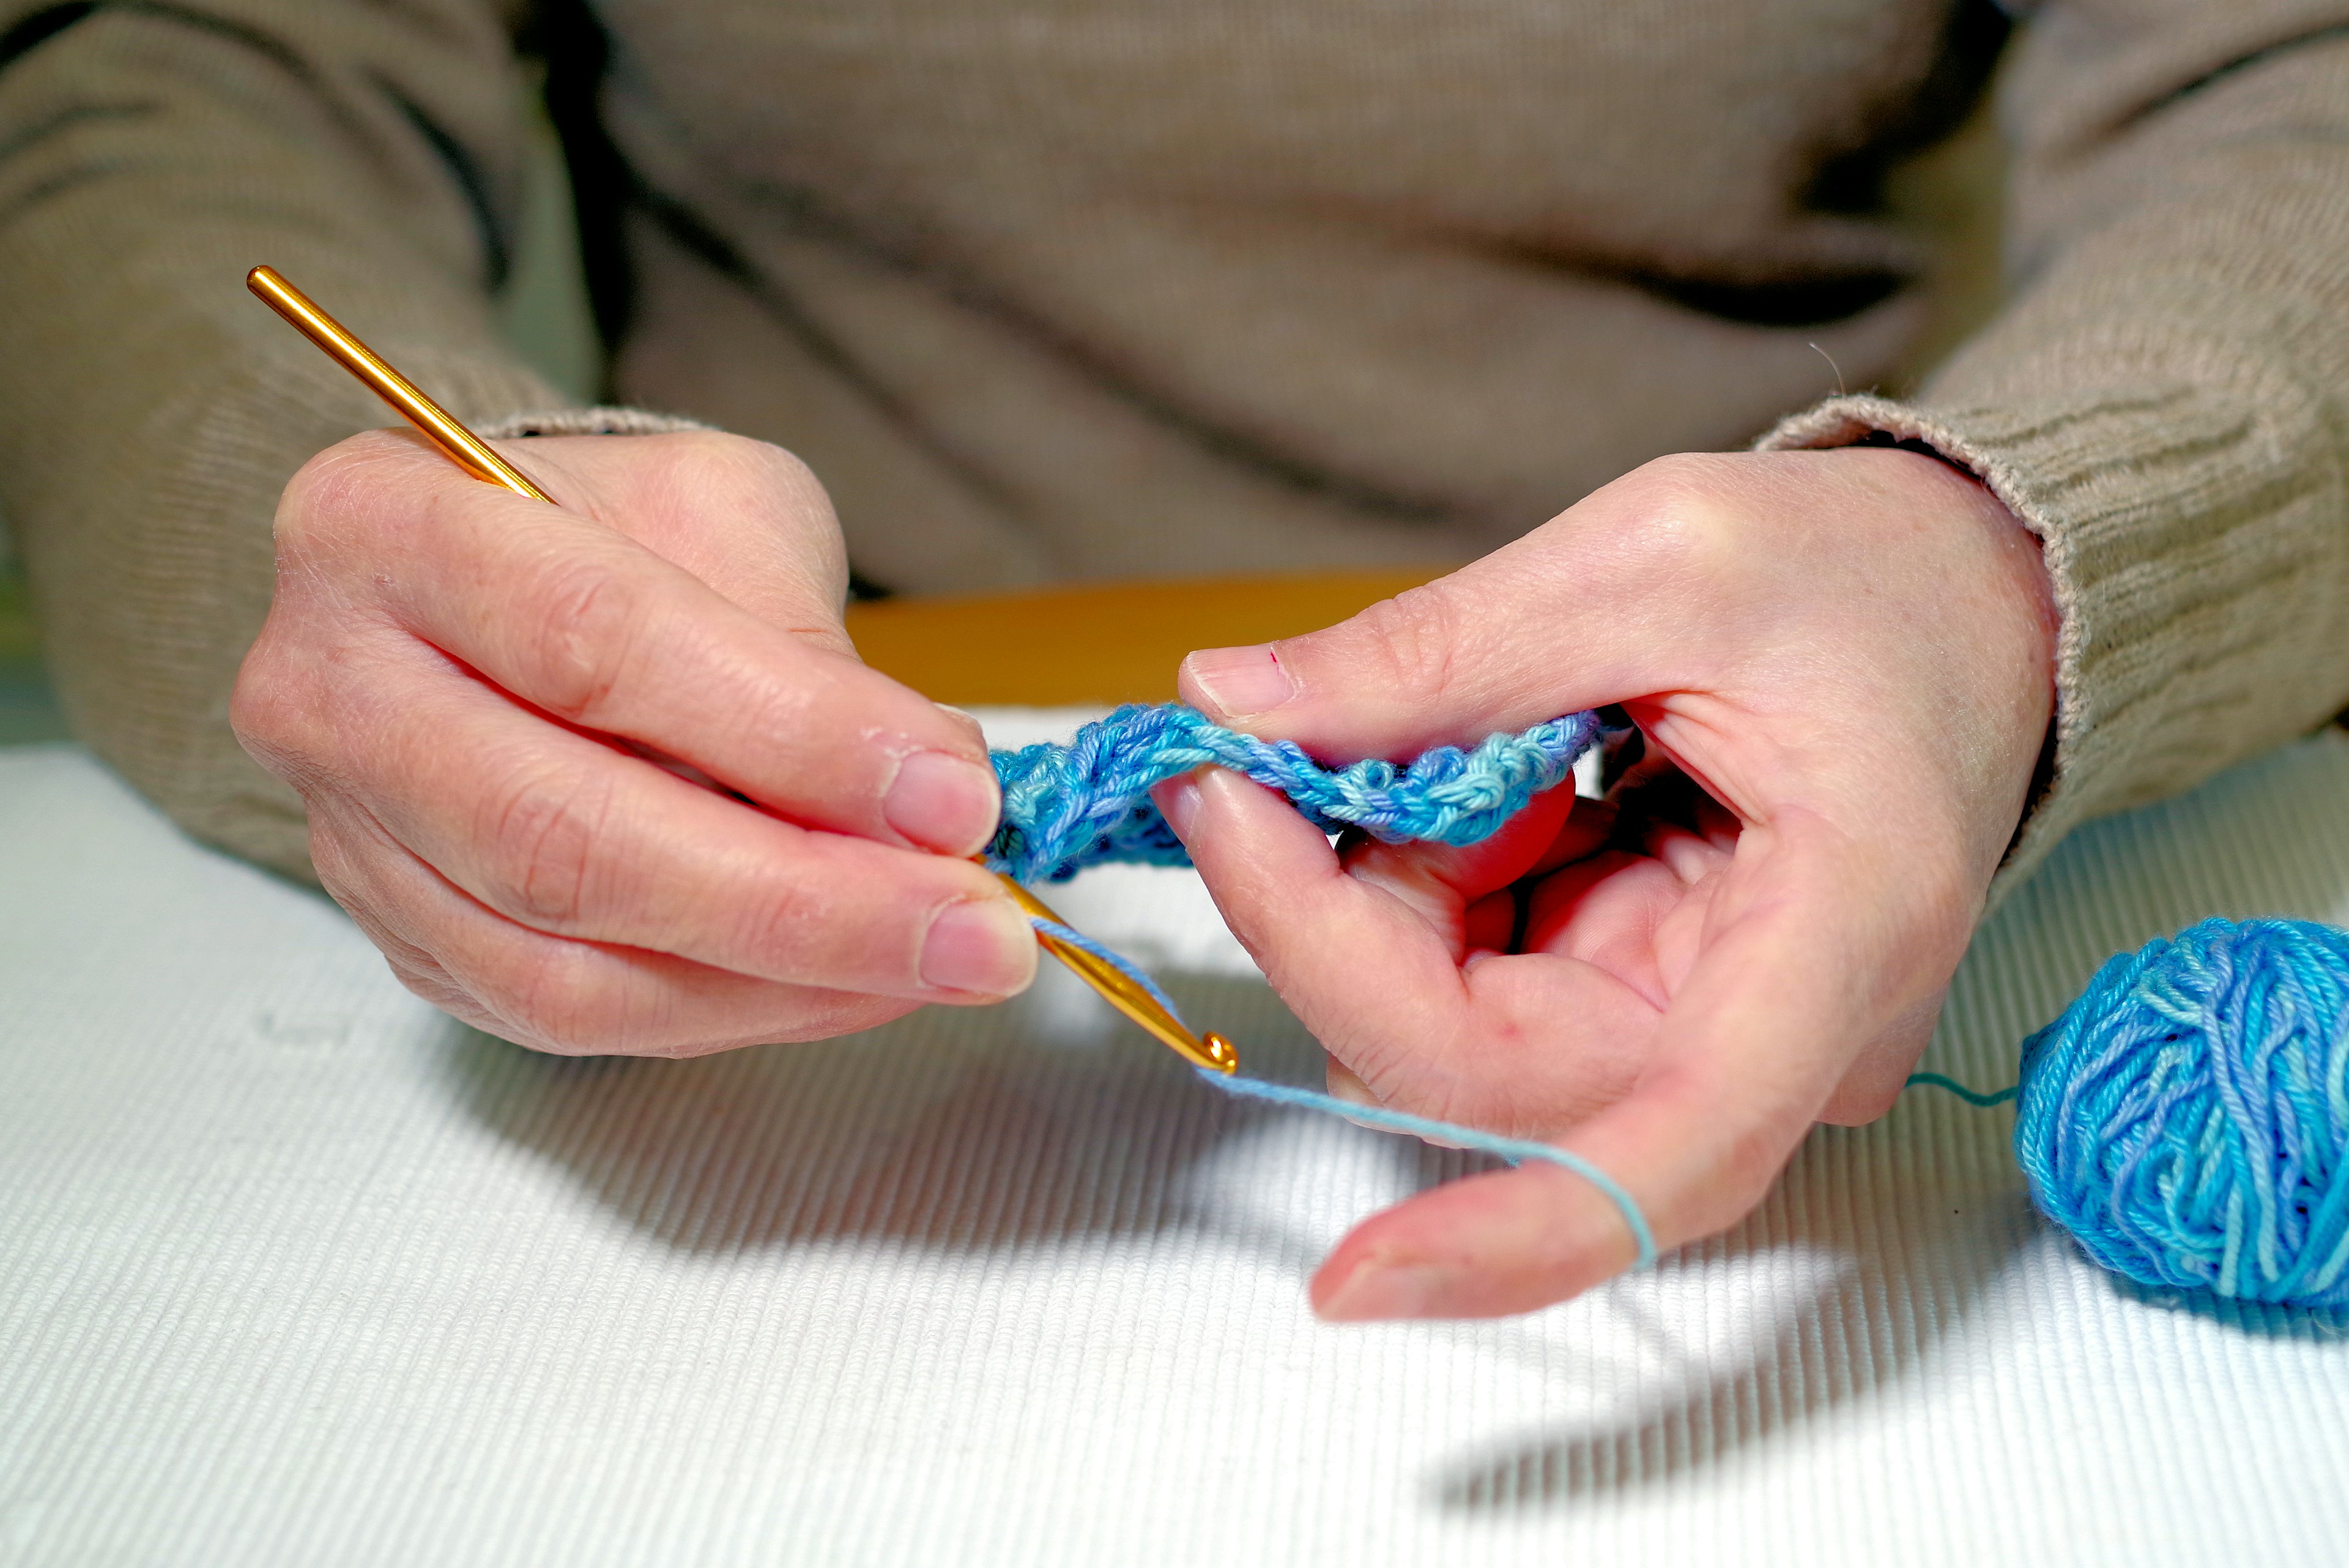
left=1, top=2, right=2345, bottom=888
left=985, top=705, right=1600, bottom=883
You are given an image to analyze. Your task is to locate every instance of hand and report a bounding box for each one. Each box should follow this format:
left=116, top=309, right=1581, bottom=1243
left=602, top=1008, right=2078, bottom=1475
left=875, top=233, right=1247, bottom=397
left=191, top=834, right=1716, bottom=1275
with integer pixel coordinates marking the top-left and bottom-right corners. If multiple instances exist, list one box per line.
left=1154, top=448, right=2057, bottom=1318
left=234, top=428, right=1034, bottom=1055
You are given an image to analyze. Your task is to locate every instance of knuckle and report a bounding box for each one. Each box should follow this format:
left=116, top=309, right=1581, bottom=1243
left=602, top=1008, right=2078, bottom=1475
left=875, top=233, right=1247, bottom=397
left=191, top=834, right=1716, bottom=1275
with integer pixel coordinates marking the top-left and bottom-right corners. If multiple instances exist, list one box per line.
left=521, top=552, right=647, bottom=722
left=640, top=429, right=818, bottom=510
left=584, top=431, right=845, bottom=616
left=667, top=433, right=846, bottom=589
left=306, top=827, right=373, bottom=915
left=474, top=764, right=617, bottom=929
left=1611, top=453, right=1742, bottom=578
left=1624, top=449, right=1735, bottom=503
left=231, top=642, right=348, bottom=794
left=732, top=434, right=823, bottom=500
left=229, top=646, right=302, bottom=754
left=629, top=429, right=728, bottom=493
left=732, top=877, right=847, bottom=975
left=674, top=428, right=815, bottom=483
left=273, top=431, right=414, bottom=554
left=470, top=943, right=614, bottom=1055
left=670, top=430, right=836, bottom=532
left=234, top=614, right=423, bottom=796
left=386, top=956, right=480, bottom=1022
left=644, top=427, right=741, bottom=467
left=1338, top=583, right=1464, bottom=700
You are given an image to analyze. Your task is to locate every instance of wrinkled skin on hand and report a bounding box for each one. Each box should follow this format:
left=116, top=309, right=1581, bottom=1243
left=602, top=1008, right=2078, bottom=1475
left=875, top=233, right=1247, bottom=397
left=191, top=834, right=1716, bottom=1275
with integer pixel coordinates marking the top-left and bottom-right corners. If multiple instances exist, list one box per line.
left=1156, top=448, right=2057, bottom=1321
left=234, top=428, right=1034, bottom=1057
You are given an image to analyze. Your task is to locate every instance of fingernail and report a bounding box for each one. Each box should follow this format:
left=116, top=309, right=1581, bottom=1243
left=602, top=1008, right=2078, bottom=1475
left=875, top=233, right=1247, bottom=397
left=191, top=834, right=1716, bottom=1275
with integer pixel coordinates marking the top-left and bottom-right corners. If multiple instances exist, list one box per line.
left=1155, top=775, right=1202, bottom=841
left=885, top=749, right=1001, bottom=855
left=919, top=898, right=1036, bottom=995
left=1184, top=644, right=1294, bottom=719
left=932, top=702, right=987, bottom=743
left=1316, top=1261, right=1456, bottom=1322
left=1324, top=1056, right=1378, bottom=1107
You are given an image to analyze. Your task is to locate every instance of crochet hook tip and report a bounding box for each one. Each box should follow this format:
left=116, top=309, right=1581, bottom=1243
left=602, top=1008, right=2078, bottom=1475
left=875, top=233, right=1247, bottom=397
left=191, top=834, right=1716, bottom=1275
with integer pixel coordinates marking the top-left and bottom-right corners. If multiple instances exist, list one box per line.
left=989, top=868, right=1240, bottom=1074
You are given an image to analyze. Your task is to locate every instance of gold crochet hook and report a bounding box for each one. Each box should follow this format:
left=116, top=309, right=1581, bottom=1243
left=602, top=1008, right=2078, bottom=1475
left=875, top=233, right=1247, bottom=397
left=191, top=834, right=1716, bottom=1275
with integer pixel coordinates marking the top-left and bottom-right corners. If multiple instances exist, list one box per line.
left=248, top=266, right=554, bottom=503
left=248, top=264, right=1240, bottom=1077
left=992, top=873, right=1239, bottom=1074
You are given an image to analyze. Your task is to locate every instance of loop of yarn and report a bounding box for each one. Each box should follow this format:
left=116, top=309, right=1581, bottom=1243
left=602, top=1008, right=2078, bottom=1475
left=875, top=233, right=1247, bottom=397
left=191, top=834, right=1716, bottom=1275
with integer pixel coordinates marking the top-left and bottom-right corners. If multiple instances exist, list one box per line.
left=996, top=708, right=2349, bottom=1312
left=1025, top=912, right=1658, bottom=1271
left=2014, top=917, right=2349, bottom=1309
left=1201, top=1071, right=1660, bottom=1271
left=987, top=704, right=1601, bottom=882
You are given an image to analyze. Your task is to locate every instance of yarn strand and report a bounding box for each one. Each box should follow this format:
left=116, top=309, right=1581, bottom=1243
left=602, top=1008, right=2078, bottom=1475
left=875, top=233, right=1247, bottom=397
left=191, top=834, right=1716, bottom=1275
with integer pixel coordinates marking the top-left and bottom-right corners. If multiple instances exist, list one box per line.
left=992, top=707, right=2349, bottom=1310
left=988, top=704, right=1601, bottom=882
left=1201, top=1070, right=1659, bottom=1271
left=1905, top=1071, right=2020, bottom=1108
left=1023, top=912, right=1658, bottom=1272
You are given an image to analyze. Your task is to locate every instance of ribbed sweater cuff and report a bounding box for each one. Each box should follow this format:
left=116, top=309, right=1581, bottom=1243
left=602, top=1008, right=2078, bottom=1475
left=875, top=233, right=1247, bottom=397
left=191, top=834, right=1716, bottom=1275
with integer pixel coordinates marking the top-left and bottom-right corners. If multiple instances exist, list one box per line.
left=1757, top=388, right=2349, bottom=903
left=480, top=407, right=715, bottom=439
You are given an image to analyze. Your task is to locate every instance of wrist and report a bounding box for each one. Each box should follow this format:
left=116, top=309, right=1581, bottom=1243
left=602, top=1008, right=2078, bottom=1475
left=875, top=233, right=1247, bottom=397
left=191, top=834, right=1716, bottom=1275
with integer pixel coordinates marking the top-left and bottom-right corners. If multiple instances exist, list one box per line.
left=1827, top=442, right=2058, bottom=882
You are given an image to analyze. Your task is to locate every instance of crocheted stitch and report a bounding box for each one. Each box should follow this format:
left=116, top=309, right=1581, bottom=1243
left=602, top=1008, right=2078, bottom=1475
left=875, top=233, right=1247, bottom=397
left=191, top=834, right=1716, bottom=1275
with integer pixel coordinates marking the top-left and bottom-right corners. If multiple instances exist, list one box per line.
left=986, top=704, right=1601, bottom=882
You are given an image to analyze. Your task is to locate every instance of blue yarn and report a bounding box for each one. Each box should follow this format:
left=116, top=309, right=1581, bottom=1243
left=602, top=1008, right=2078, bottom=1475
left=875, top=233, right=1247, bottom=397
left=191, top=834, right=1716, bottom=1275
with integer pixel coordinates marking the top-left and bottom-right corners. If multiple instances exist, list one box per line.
left=2013, top=917, right=2349, bottom=1310
left=1904, top=1071, right=2019, bottom=1109
left=1026, top=916, right=1190, bottom=1024
left=995, top=710, right=2349, bottom=1309
left=1200, top=1071, right=1659, bottom=1271
left=1022, top=910, right=1659, bottom=1271
left=987, top=704, right=1600, bottom=883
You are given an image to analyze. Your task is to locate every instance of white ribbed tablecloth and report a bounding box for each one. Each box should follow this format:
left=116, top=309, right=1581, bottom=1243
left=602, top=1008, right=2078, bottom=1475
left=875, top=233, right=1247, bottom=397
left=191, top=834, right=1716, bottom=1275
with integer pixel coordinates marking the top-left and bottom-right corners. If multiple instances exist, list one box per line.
left=5, top=714, right=2349, bottom=1567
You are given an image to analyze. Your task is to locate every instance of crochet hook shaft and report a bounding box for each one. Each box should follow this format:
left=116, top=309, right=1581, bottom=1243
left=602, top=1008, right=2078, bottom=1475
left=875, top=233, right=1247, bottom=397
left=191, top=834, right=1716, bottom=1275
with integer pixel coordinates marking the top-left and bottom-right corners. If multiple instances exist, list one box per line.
left=250, top=266, right=1239, bottom=1077
left=248, top=267, right=554, bottom=503
left=992, top=874, right=1239, bottom=1074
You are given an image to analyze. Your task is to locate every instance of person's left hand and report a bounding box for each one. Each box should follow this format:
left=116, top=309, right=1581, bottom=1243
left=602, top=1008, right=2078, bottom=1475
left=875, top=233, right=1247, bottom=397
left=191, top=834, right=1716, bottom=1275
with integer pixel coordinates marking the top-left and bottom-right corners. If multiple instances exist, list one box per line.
left=1150, top=447, right=2057, bottom=1320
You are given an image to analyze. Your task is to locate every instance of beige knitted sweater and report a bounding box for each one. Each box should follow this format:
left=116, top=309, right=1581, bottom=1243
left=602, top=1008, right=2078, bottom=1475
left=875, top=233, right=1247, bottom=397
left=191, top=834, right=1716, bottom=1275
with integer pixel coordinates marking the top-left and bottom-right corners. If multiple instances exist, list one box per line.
left=0, top=0, right=2345, bottom=889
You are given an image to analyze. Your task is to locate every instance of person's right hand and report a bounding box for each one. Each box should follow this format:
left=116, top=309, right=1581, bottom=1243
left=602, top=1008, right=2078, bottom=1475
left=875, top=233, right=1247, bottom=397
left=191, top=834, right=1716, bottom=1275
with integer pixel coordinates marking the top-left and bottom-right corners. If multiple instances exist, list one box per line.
left=232, top=428, right=1036, bottom=1055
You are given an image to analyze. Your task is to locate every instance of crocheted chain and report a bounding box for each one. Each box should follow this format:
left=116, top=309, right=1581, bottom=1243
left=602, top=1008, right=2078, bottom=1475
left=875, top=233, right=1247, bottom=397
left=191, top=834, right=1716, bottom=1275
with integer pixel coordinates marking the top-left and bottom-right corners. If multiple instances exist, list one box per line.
left=986, top=704, right=1601, bottom=883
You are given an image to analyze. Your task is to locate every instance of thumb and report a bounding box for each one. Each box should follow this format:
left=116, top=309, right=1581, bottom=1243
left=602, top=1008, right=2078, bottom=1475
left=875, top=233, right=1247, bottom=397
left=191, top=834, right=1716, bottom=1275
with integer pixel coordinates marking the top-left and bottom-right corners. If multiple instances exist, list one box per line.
left=1178, top=502, right=1694, bottom=758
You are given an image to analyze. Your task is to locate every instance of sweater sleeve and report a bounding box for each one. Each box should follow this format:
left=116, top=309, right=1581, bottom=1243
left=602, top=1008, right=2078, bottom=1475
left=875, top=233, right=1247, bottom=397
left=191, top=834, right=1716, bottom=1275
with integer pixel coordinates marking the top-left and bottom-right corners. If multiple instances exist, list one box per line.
left=0, top=1, right=568, bottom=880
left=1759, top=1, right=2349, bottom=894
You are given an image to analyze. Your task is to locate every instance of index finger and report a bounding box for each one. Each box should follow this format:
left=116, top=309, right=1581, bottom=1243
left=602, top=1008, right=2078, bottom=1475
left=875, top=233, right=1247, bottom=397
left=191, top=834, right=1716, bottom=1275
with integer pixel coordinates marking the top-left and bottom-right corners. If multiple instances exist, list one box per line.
left=289, top=435, right=1001, bottom=855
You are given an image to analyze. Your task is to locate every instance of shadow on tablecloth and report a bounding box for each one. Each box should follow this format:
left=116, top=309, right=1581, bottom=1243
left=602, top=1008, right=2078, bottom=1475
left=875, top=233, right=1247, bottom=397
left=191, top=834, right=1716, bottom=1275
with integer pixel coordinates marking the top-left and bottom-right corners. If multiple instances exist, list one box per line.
left=435, top=735, right=2349, bottom=1516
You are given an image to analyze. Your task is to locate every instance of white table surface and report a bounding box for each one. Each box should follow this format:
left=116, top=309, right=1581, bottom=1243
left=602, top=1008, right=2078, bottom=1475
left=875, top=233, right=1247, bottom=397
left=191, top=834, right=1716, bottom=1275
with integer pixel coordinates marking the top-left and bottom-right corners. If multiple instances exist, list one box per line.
left=6, top=716, right=2349, bottom=1566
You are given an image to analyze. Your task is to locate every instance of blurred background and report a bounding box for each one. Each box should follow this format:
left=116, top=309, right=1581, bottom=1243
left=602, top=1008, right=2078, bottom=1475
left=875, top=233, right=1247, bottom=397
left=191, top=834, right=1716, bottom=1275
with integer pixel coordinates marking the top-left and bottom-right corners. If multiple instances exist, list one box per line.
left=0, top=83, right=601, bottom=746
left=0, top=61, right=2003, bottom=743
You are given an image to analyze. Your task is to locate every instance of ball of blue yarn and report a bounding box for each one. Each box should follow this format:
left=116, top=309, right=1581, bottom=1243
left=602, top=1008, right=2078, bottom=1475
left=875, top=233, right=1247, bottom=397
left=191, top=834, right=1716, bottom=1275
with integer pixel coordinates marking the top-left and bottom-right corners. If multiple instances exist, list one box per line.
left=2015, top=917, right=2349, bottom=1309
